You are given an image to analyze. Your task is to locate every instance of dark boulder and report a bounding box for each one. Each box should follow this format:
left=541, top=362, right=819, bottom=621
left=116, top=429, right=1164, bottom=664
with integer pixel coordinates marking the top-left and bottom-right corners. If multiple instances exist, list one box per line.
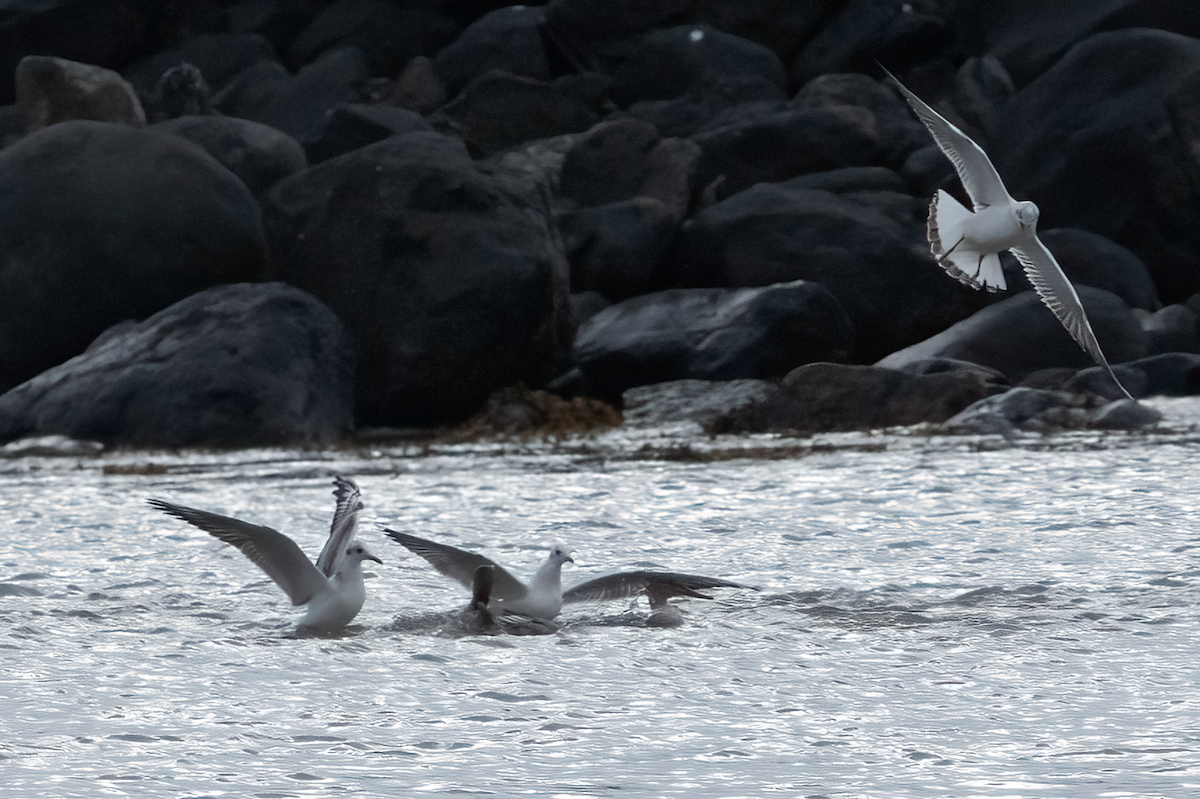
left=608, top=24, right=789, bottom=108
left=1138, top=305, right=1199, bottom=356
left=674, top=178, right=983, bottom=362
left=1012, top=228, right=1161, bottom=312
left=15, top=55, right=145, bottom=131
left=214, top=46, right=369, bottom=149
left=304, top=103, right=434, bottom=163
left=689, top=362, right=1006, bottom=434
left=695, top=0, right=827, bottom=65
left=122, top=33, right=278, bottom=104
left=877, top=287, right=1149, bottom=383
left=573, top=280, right=854, bottom=403
left=434, top=71, right=599, bottom=156
left=0, top=120, right=265, bottom=393
left=989, top=29, right=1200, bottom=304
left=287, top=0, right=458, bottom=76
left=263, top=130, right=574, bottom=426
left=0, top=282, right=354, bottom=448
left=557, top=118, right=701, bottom=301
left=623, top=378, right=778, bottom=429
left=791, top=0, right=951, bottom=85
left=690, top=104, right=883, bottom=199
left=434, top=5, right=551, bottom=96
left=542, top=0, right=697, bottom=72
left=942, top=386, right=1160, bottom=435
left=153, top=114, right=307, bottom=196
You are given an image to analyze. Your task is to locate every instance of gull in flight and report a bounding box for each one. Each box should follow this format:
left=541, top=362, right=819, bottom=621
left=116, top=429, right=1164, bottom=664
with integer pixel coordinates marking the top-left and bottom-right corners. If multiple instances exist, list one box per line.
left=385, top=529, right=753, bottom=627
left=149, top=477, right=382, bottom=633
left=883, top=67, right=1134, bottom=399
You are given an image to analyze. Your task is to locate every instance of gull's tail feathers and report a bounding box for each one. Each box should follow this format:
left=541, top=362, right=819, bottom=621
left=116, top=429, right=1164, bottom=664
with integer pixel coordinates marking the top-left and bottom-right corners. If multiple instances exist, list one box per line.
left=928, top=190, right=1006, bottom=292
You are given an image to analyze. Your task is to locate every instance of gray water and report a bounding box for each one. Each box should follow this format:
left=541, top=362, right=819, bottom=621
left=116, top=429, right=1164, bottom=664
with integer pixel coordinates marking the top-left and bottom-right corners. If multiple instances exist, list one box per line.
left=2, top=420, right=1199, bottom=798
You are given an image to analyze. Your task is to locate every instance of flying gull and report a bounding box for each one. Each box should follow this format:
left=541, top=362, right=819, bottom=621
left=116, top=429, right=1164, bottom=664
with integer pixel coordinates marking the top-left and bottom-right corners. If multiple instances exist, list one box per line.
left=149, top=476, right=382, bottom=633
left=385, top=529, right=753, bottom=626
left=883, top=67, right=1134, bottom=400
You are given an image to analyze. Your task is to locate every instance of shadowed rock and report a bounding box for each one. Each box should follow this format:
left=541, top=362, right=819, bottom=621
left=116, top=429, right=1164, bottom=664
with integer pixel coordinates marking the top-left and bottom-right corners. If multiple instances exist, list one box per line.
left=0, top=283, right=354, bottom=448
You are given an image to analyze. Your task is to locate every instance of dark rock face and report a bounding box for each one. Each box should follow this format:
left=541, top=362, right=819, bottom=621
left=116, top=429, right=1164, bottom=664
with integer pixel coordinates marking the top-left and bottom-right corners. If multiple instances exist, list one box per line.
left=214, top=46, right=369, bottom=149
left=433, top=71, right=599, bottom=156
left=1021, top=228, right=1161, bottom=312
left=990, top=29, right=1200, bottom=304
left=153, top=114, right=307, bottom=195
left=434, top=5, right=550, bottom=96
left=1, top=2, right=1195, bottom=442
left=558, top=118, right=700, bottom=301
left=0, top=120, right=266, bottom=394
left=287, top=0, right=459, bottom=77
left=878, top=287, right=1149, bottom=383
left=674, top=178, right=982, bottom=362
left=15, top=54, right=145, bottom=131
left=0, top=282, right=354, bottom=448
left=263, top=131, right=574, bottom=426
left=573, top=280, right=854, bottom=402
left=609, top=24, right=789, bottom=108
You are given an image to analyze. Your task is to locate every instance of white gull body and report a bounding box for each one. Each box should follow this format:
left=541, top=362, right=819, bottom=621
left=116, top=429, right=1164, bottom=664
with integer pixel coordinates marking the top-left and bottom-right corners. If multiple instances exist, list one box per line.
left=385, top=529, right=573, bottom=621
left=149, top=476, right=381, bottom=633
left=884, top=68, right=1134, bottom=400
left=385, top=529, right=754, bottom=627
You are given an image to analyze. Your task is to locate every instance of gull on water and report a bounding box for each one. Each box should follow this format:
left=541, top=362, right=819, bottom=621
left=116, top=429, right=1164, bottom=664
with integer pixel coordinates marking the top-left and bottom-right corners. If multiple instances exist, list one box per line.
left=149, top=477, right=382, bottom=633
left=385, top=529, right=573, bottom=621
left=883, top=67, right=1134, bottom=400
left=385, top=529, right=753, bottom=627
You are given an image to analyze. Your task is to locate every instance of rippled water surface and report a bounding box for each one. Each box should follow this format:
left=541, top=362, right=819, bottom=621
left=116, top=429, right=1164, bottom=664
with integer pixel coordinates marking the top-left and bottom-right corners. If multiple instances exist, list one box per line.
left=2, top=428, right=1198, bottom=798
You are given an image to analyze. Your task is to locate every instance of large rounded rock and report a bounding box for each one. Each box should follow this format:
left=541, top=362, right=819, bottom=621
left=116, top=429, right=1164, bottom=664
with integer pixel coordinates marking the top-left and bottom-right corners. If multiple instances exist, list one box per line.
left=15, top=55, right=145, bottom=131
left=877, top=287, right=1149, bottom=382
left=0, top=283, right=354, bottom=448
left=434, top=5, right=550, bottom=96
left=989, top=29, right=1200, bottom=303
left=263, top=131, right=574, bottom=426
left=0, top=120, right=266, bottom=393
left=153, top=114, right=307, bottom=195
left=673, top=177, right=983, bottom=362
left=573, top=280, right=854, bottom=402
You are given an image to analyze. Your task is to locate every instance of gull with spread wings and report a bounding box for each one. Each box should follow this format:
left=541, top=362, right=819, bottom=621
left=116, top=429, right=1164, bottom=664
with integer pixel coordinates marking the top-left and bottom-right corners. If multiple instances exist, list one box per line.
left=883, top=67, right=1134, bottom=400
left=385, top=529, right=753, bottom=627
left=149, top=477, right=382, bottom=633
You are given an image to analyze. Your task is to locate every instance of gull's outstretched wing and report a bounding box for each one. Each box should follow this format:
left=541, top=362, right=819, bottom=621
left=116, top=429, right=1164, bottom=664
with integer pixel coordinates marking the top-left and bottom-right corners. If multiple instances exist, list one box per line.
left=882, top=67, right=1012, bottom=209
left=316, top=476, right=363, bottom=578
left=1009, top=237, right=1134, bottom=399
left=149, top=499, right=328, bottom=606
left=384, top=529, right=529, bottom=600
left=564, top=571, right=754, bottom=609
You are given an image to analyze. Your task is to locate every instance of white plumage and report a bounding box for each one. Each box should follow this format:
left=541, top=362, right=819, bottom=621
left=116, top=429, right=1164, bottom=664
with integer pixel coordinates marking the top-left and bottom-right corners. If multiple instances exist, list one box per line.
left=884, top=67, right=1133, bottom=399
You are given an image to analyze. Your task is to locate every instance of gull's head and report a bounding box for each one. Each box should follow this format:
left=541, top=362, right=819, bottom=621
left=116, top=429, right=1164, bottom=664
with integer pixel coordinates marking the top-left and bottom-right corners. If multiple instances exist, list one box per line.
left=548, top=541, right=574, bottom=565
left=1014, top=200, right=1039, bottom=231
left=347, top=542, right=383, bottom=565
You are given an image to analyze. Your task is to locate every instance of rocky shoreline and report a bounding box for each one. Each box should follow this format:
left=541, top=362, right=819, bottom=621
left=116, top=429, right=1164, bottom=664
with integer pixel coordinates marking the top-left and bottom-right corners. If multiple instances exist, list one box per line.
left=0, top=1, right=1198, bottom=448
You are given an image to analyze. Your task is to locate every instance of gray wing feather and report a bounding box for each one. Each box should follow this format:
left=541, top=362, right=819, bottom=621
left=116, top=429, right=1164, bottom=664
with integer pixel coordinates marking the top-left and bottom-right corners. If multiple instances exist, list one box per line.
left=563, top=571, right=754, bottom=608
left=383, top=529, right=528, bottom=600
left=1009, top=238, right=1134, bottom=399
left=315, top=476, right=363, bottom=578
left=883, top=67, right=1012, bottom=209
left=149, top=498, right=327, bottom=605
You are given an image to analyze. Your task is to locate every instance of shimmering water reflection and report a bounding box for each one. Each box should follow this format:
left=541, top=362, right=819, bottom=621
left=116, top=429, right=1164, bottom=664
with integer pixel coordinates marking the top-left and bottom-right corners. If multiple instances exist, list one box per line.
left=1, top=436, right=1197, bottom=797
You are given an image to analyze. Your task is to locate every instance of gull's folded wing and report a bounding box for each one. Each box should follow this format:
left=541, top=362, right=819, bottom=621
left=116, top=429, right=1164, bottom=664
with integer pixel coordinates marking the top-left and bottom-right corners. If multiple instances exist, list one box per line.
left=316, top=476, right=363, bottom=578
left=384, top=529, right=528, bottom=600
left=149, top=499, right=328, bottom=605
